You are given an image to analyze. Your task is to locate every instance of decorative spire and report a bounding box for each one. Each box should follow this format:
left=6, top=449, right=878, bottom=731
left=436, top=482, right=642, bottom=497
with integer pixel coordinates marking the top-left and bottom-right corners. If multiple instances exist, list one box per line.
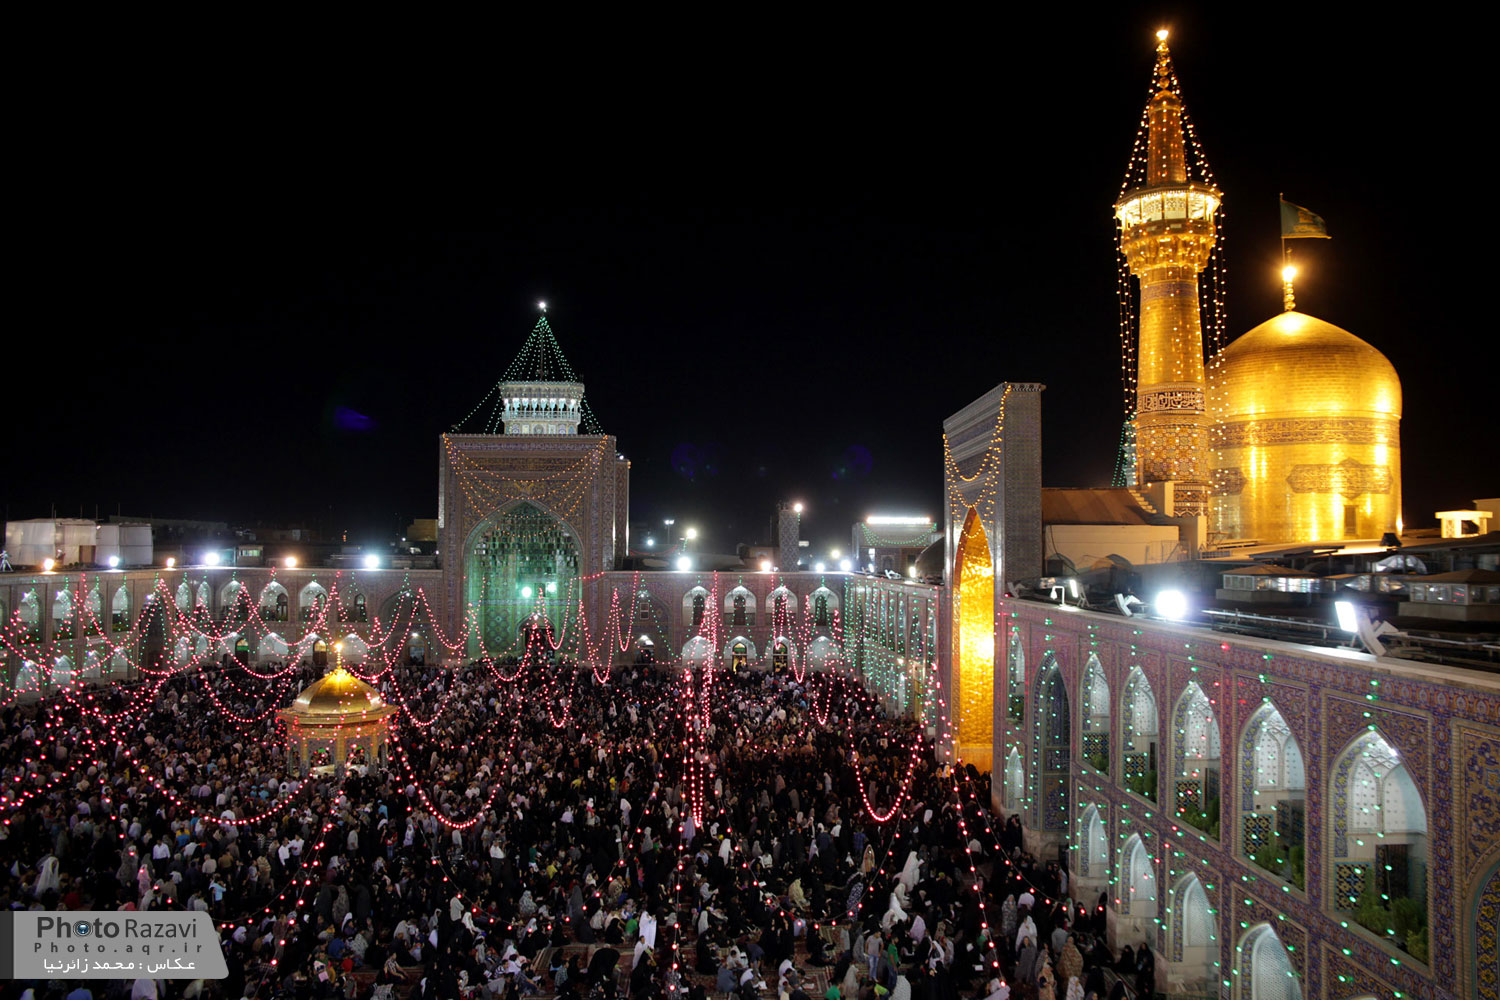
left=1281, top=265, right=1297, bottom=312
left=450, top=306, right=604, bottom=434
left=1145, top=29, right=1188, bottom=187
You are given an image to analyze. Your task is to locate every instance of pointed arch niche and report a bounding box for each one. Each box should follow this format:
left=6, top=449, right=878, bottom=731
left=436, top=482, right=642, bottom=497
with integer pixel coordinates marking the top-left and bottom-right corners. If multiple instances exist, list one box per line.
left=1235, top=924, right=1301, bottom=1000
left=1082, top=653, right=1111, bottom=775
left=1121, top=666, right=1158, bottom=802
left=1171, top=681, right=1222, bottom=839
left=1166, top=872, right=1215, bottom=989
left=1117, top=832, right=1158, bottom=944
left=1240, top=703, right=1306, bottom=889
left=951, top=509, right=994, bottom=771
left=1033, top=653, right=1070, bottom=832
left=1329, top=730, right=1428, bottom=959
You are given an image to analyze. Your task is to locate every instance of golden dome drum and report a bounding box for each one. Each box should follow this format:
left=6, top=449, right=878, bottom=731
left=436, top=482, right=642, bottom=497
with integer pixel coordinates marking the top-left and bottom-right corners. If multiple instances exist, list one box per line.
left=1209, top=310, right=1401, bottom=544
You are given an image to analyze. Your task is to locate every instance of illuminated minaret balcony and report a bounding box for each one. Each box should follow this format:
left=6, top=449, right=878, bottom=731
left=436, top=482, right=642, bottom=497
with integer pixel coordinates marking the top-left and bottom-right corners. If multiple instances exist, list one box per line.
left=1114, top=29, right=1219, bottom=516
left=499, top=381, right=584, bottom=435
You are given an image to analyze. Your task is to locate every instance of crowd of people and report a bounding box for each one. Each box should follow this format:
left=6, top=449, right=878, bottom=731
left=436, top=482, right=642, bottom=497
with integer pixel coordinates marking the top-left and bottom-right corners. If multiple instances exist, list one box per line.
left=0, top=647, right=1153, bottom=1000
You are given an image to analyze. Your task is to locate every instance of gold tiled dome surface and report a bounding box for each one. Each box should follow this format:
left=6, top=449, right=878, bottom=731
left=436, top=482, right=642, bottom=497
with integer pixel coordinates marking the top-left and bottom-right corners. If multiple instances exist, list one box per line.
left=1209, top=310, right=1401, bottom=544
left=290, top=667, right=386, bottom=717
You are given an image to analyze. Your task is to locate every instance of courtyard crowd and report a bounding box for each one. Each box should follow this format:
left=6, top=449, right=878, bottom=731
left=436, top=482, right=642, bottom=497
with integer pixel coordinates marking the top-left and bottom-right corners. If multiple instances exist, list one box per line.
left=0, top=650, right=1154, bottom=1000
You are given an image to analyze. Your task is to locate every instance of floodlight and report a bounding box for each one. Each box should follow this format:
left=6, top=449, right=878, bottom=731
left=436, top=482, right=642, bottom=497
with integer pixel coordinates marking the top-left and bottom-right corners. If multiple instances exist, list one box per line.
left=677, top=556, right=692, bottom=571
left=1334, top=600, right=1358, bottom=633
left=204, top=551, right=221, bottom=566
left=363, top=554, right=380, bottom=570
left=107, top=556, right=120, bottom=568
left=285, top=556, right=298, bottom=569
left=1155, top=589, right=1189, bottom=621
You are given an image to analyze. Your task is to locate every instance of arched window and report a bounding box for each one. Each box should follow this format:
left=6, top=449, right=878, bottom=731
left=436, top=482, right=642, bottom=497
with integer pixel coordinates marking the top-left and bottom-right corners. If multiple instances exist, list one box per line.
left=259, top=583, right=289, bottom=622
left=175, top=580, right=192, bottom=611
left=1120, top=834, right=1157, bottom=922
left=52, top=588, right=74, bottom=639
left=814, top=593, right=829, bottom=627
left=111, top=586, right=130, bottom=632
left=1237, top=924, right=1301, bottom=1000
left=1007, top=631, right=1025, bottom=722
left=1241, top=704, right=1306, bottom=888
left=51, top=655, right=74, bottom=689
left=1078, top=805, right=1107, bottom=879
left=733, top=593, right=747, bottom=627
left=683, top=587, right=709, bottom=632
left=1169, top=873, right=1215, bottom=986
left=1329, top=731, right=1428, bottom=957
left=1121, top=666, right=1158, bottom=801
left=1004, top=748, right=1025, bottom=813
left=773, top=639, right=790, bottom=671
left=299, top=582, right=329, bottom=623
left=1082, top=654, right=1111, bottom=774
left=1172, top=681, right=1221, bottom=836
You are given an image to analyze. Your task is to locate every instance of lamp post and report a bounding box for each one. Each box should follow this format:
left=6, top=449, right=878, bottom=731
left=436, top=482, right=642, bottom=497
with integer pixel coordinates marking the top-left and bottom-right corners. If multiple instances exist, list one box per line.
left=664, top=519, right=675, bottom=547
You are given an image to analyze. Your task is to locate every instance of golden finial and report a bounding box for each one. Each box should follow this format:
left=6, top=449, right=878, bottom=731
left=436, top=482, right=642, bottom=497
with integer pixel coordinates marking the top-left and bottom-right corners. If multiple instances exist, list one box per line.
left=1281, top=265, right=1297, bottom=312
left=1154, top=29, right=1173, bottom=88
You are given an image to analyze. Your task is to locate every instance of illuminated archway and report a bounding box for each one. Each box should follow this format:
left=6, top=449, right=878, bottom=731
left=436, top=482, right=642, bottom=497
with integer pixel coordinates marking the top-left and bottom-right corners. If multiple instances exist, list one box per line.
left=952, top=508, right=994, bottom=771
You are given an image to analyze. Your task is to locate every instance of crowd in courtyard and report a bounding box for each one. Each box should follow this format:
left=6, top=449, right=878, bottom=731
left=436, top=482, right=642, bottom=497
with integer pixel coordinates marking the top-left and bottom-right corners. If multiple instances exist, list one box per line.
left=0, top=648, right=1154, bottom=1000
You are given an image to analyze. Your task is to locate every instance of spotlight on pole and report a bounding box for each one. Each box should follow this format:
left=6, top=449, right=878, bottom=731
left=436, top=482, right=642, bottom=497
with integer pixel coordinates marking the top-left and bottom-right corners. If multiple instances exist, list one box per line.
left=1334, top=600, right=1358, bottom=634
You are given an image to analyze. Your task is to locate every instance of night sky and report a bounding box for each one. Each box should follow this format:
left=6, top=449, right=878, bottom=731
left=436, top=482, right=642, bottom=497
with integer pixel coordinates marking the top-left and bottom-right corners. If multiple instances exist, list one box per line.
left=9, top=11, right=1488, bottom=556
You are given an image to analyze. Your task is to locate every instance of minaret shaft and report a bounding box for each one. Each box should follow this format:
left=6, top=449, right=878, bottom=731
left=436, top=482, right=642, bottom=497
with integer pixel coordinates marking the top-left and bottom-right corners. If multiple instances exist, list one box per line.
left=1115, top=34, right=1218, bottom=516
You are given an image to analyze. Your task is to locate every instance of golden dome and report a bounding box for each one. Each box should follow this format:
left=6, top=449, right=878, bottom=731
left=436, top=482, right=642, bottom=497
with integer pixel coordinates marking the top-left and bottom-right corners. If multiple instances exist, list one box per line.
left=1210, top=310, right=1400, bottom=420
left=287, top=666, right=388, bottom=718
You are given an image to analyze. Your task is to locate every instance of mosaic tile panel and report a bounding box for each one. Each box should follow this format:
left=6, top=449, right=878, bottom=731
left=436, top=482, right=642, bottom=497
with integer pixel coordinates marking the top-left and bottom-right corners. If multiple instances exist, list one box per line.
left=1176, top=779, right=1201, bottom=815
left=1334, top=862, right=1369, bottom=907
left=1244, top=813, right=1273, bottom=854
left=1476, top=864, right=1500, bottom=1000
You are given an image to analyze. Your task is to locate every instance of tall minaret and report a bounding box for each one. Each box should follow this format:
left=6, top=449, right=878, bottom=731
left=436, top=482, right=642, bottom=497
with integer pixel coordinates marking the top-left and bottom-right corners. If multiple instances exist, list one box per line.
left=1115, top=30, right=1220, bottom=516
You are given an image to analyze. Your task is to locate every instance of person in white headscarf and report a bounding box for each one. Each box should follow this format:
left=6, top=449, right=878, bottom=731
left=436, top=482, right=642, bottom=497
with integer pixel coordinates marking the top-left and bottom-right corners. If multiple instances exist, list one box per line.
left=882, top=888, right=909, bottom=932
left=639, top=908, right=658, bottom=950
left=898, top=850, right=921, bottom=891
left=1015, top=914, right=1037, bottom=954
left=35, top=855, right=60, bottom=897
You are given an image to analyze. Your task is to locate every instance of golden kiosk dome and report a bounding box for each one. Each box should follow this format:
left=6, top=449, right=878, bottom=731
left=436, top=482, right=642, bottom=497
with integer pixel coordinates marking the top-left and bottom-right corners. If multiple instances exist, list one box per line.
left=1209, top=310, right=1402, bottom=545
left=289, top=665, right=389, bottom=719
left=277, top=663, right=396, bottom=774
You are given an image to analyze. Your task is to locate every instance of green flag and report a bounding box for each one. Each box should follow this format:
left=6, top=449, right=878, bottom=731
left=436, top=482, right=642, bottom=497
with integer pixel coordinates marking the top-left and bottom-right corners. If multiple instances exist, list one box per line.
left=1280, top=199, right=1330, bottom=238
